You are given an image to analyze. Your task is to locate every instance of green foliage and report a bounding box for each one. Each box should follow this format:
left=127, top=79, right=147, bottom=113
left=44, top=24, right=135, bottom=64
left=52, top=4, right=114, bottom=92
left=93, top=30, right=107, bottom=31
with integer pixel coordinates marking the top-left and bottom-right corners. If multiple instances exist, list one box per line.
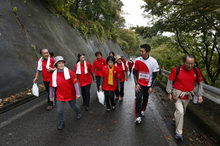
left=136, top=0, right=220, bottom=86
left=12, top=7, right=17, bottom=13
left=45, top=0, right=123, bottom=42
left=44, top=0, right=140, bottom=55
left=148, top=36, right=184, bottom=70
left=117, top=29, right=140, bottom=54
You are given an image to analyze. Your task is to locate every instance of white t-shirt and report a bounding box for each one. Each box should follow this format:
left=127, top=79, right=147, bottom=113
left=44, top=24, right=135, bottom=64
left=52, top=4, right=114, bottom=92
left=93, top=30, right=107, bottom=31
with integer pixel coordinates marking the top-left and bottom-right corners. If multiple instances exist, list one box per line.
left=133, top=56, right=159, bottom=87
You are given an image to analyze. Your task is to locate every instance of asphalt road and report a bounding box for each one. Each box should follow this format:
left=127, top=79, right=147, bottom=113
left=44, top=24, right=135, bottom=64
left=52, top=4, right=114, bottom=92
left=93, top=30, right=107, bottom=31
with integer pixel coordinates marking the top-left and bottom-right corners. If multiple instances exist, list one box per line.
left=0, top=75, right=217, bottom=146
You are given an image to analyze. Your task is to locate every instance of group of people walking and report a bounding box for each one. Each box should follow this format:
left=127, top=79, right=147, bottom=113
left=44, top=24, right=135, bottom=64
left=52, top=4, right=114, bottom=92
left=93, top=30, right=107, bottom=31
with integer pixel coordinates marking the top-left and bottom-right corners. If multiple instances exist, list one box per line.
left=33, top=48, right=133, bottom=130
left=33, top=44, right=204, bottom=141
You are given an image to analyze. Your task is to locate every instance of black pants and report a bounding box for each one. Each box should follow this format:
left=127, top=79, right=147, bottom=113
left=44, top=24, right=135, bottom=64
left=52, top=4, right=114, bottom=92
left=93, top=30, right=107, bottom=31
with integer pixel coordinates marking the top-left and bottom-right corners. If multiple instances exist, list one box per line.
left=135, top=85, right=150, bottom=117
left=43, top=81, right=53, bottom=106
left=129, top=68, right=132, bottom=74
left=95, top=76, right=101, bottom=91
left=81, top=84, right=91, bottom=107
left=104, top=90, right=116, bottom=109
left=115, top=81, right=124, bottom=98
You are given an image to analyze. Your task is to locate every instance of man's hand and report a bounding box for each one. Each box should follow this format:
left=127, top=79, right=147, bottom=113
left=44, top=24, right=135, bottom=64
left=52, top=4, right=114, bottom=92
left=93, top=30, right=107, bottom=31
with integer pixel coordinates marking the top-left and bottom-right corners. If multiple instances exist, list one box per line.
left=50, top=98, right=54, bottom=102
left=135, top=84, right=141, bottom=93
left=33, top=78, right=38, bottom=83
left=148, top=87, right=153, bottom=94
left=76, top=96, right=80, bottom=99
left=198, top=96, right=203, bottom=103
left=125, top=78, right=128, bottom=82
left=168, top=93, right=175, bottom=102
left=94, top=79, right=96, bottom=83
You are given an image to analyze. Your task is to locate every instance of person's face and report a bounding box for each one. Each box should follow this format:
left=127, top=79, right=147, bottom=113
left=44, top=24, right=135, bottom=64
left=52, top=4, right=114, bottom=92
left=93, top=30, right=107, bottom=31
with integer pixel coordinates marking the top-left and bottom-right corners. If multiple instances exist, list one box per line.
left=41, top=49, right=49, bottom=59
left=96, top=54, right=102, bottom=60
left=183, top=57, right=195, bottom=71
left=80, top=55, right=85, bottom=62
left=121, top=56, right=124, bottom=60
left=117, top=59, right=122, bottom=64
left=108, top=60, right=114, bottom=67
left=56, top=61, right=65, bottom=70
left=140, top=48, right=149, bottom=58
left=109, top=53, right=114, bottom=57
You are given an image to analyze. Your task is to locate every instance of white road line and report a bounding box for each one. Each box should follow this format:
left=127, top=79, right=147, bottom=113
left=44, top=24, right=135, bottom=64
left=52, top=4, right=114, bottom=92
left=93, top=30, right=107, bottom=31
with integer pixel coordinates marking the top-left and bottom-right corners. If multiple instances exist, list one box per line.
left=0, top=99, right=46, bottom=129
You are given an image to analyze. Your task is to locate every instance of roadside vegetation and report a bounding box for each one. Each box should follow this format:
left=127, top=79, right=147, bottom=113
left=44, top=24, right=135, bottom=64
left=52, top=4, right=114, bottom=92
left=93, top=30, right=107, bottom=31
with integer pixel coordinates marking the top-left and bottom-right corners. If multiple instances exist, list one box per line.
left=133, top=0, right=220, bottom=87
left=45, top=0, right=141, bottom=55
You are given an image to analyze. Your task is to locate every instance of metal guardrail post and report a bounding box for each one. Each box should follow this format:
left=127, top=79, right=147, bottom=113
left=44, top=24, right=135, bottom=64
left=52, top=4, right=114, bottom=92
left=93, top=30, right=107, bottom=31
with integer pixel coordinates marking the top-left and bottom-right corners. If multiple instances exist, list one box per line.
left=161, top=69, right=220, bottom=105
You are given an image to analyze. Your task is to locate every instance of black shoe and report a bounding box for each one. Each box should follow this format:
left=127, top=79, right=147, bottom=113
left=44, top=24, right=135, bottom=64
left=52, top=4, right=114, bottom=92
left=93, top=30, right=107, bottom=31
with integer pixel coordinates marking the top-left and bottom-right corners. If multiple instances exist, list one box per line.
left=172, top=120, right=176, bottom=125
left=47, top=105, right=54, bottom=111
left=77, top=113, right=82, bottom=120
left=175, top=133, right=183, bottom=141
left=58, top=121, right=65, bottom=130
left=86, top=106, right=89, bottom=111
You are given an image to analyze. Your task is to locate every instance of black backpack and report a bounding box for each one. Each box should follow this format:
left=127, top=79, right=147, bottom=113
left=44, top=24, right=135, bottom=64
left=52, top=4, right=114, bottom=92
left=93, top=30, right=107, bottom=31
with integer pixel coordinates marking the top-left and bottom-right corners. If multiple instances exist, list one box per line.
left=173, top=66, right=199, bottom=85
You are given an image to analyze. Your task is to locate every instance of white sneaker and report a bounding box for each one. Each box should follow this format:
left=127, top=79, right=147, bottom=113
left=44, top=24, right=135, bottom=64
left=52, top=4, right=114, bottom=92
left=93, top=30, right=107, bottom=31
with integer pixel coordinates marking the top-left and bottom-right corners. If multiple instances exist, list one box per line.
left=135, top=117, right=141, bottom=124
left=141, top=111, right=145, bottom=117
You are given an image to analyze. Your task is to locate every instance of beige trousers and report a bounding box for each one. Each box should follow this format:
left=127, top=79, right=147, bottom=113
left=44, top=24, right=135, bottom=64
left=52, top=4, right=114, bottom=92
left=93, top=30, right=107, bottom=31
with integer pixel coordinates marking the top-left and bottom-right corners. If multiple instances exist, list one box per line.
left=174, top=98, right=190, bottom=134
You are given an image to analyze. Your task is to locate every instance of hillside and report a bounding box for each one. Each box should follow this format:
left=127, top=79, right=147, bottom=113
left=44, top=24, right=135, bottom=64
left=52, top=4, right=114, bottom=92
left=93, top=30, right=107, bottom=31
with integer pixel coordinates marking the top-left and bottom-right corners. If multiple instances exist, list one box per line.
left=0, top=0, right=128, bottom=98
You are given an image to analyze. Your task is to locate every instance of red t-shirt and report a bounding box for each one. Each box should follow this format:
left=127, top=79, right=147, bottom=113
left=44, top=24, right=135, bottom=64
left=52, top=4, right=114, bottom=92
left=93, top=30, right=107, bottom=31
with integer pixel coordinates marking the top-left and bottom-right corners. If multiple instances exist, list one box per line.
left=74, top=61, right=93, bottom=87
left=134, top=56, right=159, bottom=87
left=93, top=57, right=107, bottom=76
left=115, top=63, right=128, bottom=82
left=127, top=61, right=134, bottom=68
left=100, top=65, right=120, bottom=91
left=169, top=65, right=203, bottom=99
left=37, top=58, right=54, bottom=82
left=50, top=69, right=78, bottom=101
left=122, top=59, right=126, bottom=64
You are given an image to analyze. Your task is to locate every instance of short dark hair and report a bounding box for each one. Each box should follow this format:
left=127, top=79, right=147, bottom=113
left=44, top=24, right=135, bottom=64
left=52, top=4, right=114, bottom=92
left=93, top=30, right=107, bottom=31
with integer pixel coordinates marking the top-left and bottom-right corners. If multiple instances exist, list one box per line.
left=106, top=56, right=115, bottom=64
left=40, top=48, right=48, bottom=54
left=95, top=51, right=102, bottom=56
left=109, top=51, right=115, bottom=56
left=49, top=50, right=54, bottom=57
left=140, top=44, right=151, bottom=52
left=183, top=54, right=195, bottom=62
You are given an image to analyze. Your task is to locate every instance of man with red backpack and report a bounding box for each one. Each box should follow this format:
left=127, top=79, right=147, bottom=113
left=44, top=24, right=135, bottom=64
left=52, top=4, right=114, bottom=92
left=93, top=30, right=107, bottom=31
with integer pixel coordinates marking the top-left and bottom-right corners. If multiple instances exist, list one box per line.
left=166, top=54, right=204, bottom=141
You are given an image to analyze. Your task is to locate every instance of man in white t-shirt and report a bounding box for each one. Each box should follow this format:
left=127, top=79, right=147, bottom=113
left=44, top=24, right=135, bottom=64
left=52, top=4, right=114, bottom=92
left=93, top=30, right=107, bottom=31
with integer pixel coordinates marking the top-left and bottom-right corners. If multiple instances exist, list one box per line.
left=133, top=44, right=160, bottom=124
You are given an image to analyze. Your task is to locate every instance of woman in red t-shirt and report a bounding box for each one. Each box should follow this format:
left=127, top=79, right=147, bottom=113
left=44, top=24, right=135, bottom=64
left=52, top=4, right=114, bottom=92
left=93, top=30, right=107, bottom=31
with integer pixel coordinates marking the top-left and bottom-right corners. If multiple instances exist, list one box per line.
left=49, top=56, right=81, bottom=130
left=74, top=53, right=96, bottom=111
left=99, top=56, right=120, bottom=111
left=93, top=51, right=107, bottom=91
left=115, top=55, right=128, bottom=101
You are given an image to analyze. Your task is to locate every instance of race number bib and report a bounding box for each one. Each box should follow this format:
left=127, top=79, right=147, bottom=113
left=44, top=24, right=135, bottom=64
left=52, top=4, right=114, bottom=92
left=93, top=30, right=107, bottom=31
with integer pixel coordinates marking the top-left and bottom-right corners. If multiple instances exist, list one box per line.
left=139, top=72, right=149, bottom=80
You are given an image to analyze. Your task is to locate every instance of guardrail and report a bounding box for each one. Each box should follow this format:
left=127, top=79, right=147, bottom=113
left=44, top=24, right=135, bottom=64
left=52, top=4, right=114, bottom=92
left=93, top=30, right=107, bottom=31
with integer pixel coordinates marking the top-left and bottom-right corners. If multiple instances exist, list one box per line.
left=160, top=69, right=220, bottom=105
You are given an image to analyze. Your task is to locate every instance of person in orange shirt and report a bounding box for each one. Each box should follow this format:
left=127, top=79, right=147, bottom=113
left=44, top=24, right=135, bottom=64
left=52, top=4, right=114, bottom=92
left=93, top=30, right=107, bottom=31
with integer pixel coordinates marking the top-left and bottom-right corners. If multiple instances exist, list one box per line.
left=115, top=55, right=128, bottom=101
left=93, top=51, right=107, bottom=91
left=74, top=53, right=96, bottom=111
left=33, top=48, right=56, bottom=110
left=99, top=56, right=120, bottom=111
